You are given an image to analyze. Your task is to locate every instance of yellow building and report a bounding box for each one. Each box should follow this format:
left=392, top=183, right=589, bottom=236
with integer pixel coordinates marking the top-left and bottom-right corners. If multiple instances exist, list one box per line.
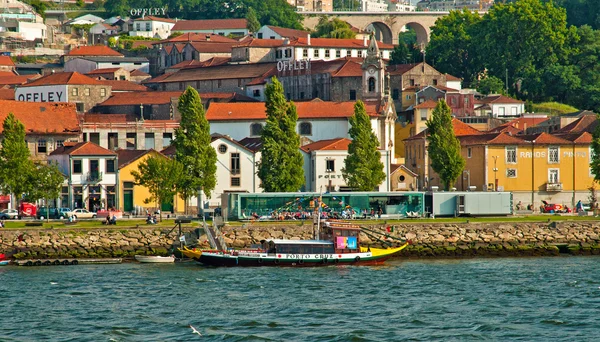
left=117, top=149, right=185, bottom=214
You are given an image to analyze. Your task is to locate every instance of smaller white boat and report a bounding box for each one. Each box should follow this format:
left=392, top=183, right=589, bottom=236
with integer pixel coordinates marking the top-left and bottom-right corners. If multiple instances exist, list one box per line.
left=134, top=255, right=175, bottom=263
left=0, top=260, right=9, bottom=266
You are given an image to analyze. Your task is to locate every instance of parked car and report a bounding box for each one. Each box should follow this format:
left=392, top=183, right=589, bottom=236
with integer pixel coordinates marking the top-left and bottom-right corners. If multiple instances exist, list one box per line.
left=541, top=201, right=570, bottom=213
left=37, top=207, right=72, bottom=220
left=71, top=208, right=97, bottom=219
left=0, top=209, right=18, bottom=220
left=19, top=202, right=37, bottom=218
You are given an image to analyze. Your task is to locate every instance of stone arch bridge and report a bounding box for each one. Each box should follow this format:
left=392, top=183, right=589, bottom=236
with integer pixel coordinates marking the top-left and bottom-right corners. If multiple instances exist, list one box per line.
left=302, top=11, right=483, bottom=45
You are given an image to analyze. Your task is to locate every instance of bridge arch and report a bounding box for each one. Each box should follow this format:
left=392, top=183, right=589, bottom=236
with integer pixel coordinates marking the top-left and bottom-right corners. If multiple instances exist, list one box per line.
left=365, top=22, right=394, bottom=45
left=404, top=22, right=429, bottom=46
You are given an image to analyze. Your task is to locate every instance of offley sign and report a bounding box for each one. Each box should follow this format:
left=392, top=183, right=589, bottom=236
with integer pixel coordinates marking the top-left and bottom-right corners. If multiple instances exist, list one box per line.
left=15, top=85, right=68, bottom=103
left=130, top=8, right=167, bottom=17
left=277, top=59, right=311, bottom=73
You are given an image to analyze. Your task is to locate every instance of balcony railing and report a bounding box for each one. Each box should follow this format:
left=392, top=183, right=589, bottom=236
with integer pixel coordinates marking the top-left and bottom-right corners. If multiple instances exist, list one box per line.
left=86, top=172, right=103, bottom=183
left=546, top=182, right=563, bottom=192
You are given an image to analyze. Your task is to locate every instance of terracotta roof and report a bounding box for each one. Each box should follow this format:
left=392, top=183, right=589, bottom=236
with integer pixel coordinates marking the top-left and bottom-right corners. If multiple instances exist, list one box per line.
left=387, top=63, right=419, bottom=76
left=556, top=114, right=597, bottom=134
left=172, top=19, right=248, bottom=31
left=85, top=67, right=123, bottom=75
left=0, top=74, right=40, bottom=86
left=414, top=99, right=438, bottom=109
left=116, top=149, right=154, bottom=168
left=331, top=58, right=364, bottom=77
left=97, top=80, right=148, bottom=91
left=499, top=116, right=548, bottom=131
left=0, top=56, right=15, bottom=67
left=266, top=26, right=309, bottom=38
left=206, top=101, right=380, bottom=121
left=155, top=33, right=239, bottom=45
left=390, top=164, right=418, bottom=177
left=0, top=101, right=79, bottom=135
left=480, top=94, right=524, bottom=104
left=445, top=73, right=461, bottom=81
left=0, top=88, right=14, bottom=100
left=133, top=16, right=177, bottom=23
left=130, top=69, right=150, bottom=77
left=519, top=132, right=574, bottom=145
left=301, top=138, right=351, bottom=152
left=131, top=41, right=155, bottom=49
left=155, top=62, right=276, bottom=83
left=83, top=113, right=135, bottom=123
left=187, top=42, right=236, bottom=53
left=161, top=144, right=176, bottom=157
left=142, top=73, right=172, bottom=84
left=406, top=118, right=482, bottom=141
left=288, top=37, right=394, bottom=49
left=0, top=71, right=17, bottom=77
left=168, top=57, right=231, bottom=70
left=50, top=141, right=116, bottom=156
left=98, top=91, right=182, bottom=106
left=486, top=125, right=523, bottom=135
left=234, top=38, right=287, bottom=48
left=66, top=45, right=123, bottom=57
left=102, top=23, right=118, bottom=30
left=555, top=131, right=593, bottom=144
left=19, top=72, right=102, bottom=87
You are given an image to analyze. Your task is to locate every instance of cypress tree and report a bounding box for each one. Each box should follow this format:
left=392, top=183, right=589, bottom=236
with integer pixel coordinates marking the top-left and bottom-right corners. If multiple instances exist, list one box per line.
left=342, top=101, right=386, bottom=191
left=591, top=114, right=600, bottom=182
left=174, top=87, right=217, bottom=210
left=426, top=100, right=465, bottom=190
left=0, top=113, right=34, bottom=204
left=258, top=77, right=304, bottom=192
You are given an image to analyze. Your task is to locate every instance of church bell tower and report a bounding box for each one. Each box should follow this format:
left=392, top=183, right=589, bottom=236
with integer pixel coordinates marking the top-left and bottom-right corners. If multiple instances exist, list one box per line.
left=361, top=33, right=385, bottom=101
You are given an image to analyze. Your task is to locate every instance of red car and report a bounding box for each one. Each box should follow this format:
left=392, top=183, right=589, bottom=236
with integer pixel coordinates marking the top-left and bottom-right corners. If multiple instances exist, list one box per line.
left=18, top=202, right=37, bottom=218
left=542, top=201, right=571, bottom=213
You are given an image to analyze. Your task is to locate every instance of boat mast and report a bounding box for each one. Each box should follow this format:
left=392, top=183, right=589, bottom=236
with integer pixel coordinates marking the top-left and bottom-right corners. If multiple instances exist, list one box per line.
left=315, top=190, right=322, bottom=240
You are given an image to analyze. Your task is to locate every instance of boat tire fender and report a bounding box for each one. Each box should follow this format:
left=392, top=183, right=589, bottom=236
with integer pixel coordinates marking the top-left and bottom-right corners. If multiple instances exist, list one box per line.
left=34, top=260, right=42, bottom=266
left=274, top=259, right=280, bottom=265
left=355, top=256, right=360, bottom=262
left=334, top=259, right=339, bottom=264
left=26, top=260, right=33, bottom=266
left=53, top=260, right=60, bottom=265
left=258, top=258, right=263, bottom=264
left=298, top=259, right=304, bottom=265
left=62, top=260, right=70, bottom=265
left=322, top=258, right=328, bottom=264
left=71, top=260, right=79, bottom=265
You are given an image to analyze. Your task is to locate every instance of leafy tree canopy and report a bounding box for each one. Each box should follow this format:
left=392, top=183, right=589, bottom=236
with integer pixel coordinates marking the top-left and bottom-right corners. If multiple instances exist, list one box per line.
left=312, top=17, right=356, bottom=39
left=0, top=113, right=34, bottom=201
left=476, top=75, right=505, bottom=95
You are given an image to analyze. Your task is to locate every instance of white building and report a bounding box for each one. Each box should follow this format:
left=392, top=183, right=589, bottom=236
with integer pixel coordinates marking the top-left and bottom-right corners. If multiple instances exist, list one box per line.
left=388, top=1, right=416, bottom=11
left=171, top=19, right=248, bottom=37
left=48, top=142, right=119, bottom=211
left=361, top=0, right=389, bottom=12
left=64, top=56, right=150, bottom=74
left=255, top=25, right=309, bottom=40
left=129, top=16, right=177, bottom=39
left=475, top=94, right=526, bottom=118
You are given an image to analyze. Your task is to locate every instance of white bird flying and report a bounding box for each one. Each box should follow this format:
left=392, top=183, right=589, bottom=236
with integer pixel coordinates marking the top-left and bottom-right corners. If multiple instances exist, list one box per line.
left=190, top=325, right=202, bottom=336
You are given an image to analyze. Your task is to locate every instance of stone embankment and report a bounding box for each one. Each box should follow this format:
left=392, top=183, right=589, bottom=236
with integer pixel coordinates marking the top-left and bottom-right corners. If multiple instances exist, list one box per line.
left=1, top=221, right=600, bottom=259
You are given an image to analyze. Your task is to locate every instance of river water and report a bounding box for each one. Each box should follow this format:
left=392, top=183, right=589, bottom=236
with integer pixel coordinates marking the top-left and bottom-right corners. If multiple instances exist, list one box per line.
left=1, top=256, right=599, bottom=341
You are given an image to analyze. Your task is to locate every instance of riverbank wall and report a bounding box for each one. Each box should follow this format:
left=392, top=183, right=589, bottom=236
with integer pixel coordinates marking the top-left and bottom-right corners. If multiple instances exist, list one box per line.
left=1, top=221, right=600, bottom=259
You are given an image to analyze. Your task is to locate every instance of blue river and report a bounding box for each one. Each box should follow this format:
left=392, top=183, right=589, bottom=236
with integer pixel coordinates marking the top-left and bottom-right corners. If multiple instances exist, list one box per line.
left=1, top=256, right=600, bottom=341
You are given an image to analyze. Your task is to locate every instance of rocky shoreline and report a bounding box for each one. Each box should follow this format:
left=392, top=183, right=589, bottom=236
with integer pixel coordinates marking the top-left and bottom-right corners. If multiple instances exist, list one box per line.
left=1, top=221, right=600, bottom=260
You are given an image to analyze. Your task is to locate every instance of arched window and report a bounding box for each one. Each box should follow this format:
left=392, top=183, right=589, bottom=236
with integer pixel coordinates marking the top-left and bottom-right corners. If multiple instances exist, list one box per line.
left=250, top=123, right=263, bottom=136
left=368, top=77, right=376, bottom=92
left=299, top=122, right=312, bottom=136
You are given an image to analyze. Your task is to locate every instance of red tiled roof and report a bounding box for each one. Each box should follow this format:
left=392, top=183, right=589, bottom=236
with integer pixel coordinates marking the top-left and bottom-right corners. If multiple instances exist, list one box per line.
left=85, top=67, right=123, bottom=75
left=97, top=80, right=148, bottom=91
left=519, top=132, right=574, bottom=145
left=0, top=71, right=17, bottom=77
left=414, top=99, right=438, bottom=109
left=498, top=116, right=548, bottom=131
left=267, top=26, right=309, bottom=38
left=102, top=23, right=118, bottom=30
left=0, top=100, right=79, bottom=135
left=331, top=59, right=363, bottom=77
left=0, top=88, right=14, bottom=100
left=556, top=114, right=597, bottom=134
left=289, top=37, right=394, bottom=49
left=154, top=62, right=276, bottom=83
left=0, top=56, right=15, bottom=67
left=155, top=33, right=239, bottom=45
left=172, top=19, right=248, bottom=31
left=406, top=118, right=482, bottom=141
left=130, top=69, right=150, bottom=77
left=234, top=38, right=287, bottom=48
left=83, top=113, right=134, bottom=123
left=50, top=141, right=116, bottom=156
left=206, top=101, right=380, bottom=121
left=142, top=73, right=172, bottom=84
left=445, top=73, right=461, bottom=81
left=133, top=16, right=177, bottom=23
left=387, top=63, right=419, bottom=76
left=20, top=72, right=102, bottom=87
left=187, top=42, right=236, bottom=53
left=0, top=74, right=40, bottom=86
left=487, top=125, right=523, bottom=135
left=480, top=94, right=524, bottom=104
left=131, top=40, right=155, bottom=49
left=98, top=91, right=182, bottom=106
left=116, top=149, right=156, bottom=168
left=66, top=45, right=123, bottom=57
left=555, top=131, right=593, bottom=144
left=301, top=138, right=351, bottom=152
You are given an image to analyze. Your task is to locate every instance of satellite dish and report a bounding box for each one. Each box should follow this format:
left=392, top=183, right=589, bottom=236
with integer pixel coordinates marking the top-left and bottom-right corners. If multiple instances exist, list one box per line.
left=334, top=185, right=340, bottom=192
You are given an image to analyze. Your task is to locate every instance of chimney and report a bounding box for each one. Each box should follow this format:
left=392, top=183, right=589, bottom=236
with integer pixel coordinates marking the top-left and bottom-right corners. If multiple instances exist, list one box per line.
left=307, top=33, right=311, bottom=46
left=363, top=35, right=368, bottom=47
left=283, top=38, right=289, bottom=45
left=205, top=35, right=210, bottom=42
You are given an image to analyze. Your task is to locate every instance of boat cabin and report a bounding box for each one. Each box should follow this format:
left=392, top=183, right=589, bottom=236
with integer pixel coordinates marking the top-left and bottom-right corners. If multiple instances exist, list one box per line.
left=261, top=239, right=334, bottom=255
left=320, top=221, right=361, bottom=254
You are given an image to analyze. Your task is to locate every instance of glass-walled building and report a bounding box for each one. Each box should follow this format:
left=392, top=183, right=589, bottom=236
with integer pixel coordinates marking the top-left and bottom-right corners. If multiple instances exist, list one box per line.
left=222, top=192, right=425, bottom=221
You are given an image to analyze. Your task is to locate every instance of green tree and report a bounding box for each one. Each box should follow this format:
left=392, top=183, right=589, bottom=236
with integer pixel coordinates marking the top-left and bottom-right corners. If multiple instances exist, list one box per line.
left=555, top=0, right=600, bottom=29
left=477, top=76, right=505, bottom=95
left=76, top=0, right=85, bottom=7
left=333, top=0, right=360, bottom=10
left=92, top=0, right=105, bottom=9
left=257, top=77, right=304, bottom=192
left=389, top=41, right=410, bottom=65
left=104, top=0, right=129, bottom=17
left=312, top=17, right=356, bottom=39
left=342, top=101, right=386, bottom=191
left=591, top=113, right=600, bottom=182
left=29, top=0, right=47, bottom=19
left=426, top=9, right=482, bottom=87
left=173, top=87, right=217, bottom=213
left=131, top=156, right=183, bottom=221
left=426, top=100, right=465, bottom=190
left=0, top=113, right=34, bottom=206
left=246, top=7, right=260, bottom=32
left=27, top=162, right=65, bottom=222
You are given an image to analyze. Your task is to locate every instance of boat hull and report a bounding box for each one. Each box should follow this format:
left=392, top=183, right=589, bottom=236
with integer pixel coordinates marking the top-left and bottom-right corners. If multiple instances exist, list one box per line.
left=0, top=260, right=9, bottom=266
left=196, top=244, right=408, bottom=267
left=134, top=255, right=175, bottom=263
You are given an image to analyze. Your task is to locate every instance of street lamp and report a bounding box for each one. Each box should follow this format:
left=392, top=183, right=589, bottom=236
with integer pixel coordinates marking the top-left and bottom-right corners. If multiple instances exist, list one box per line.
left=492, top=156, right=498, bottom=191
left=463, top=170, right=471, bottom=190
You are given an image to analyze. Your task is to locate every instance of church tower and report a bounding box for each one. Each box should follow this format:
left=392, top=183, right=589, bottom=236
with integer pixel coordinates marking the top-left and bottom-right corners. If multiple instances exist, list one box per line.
left=361, top=33, right=385, bottom=101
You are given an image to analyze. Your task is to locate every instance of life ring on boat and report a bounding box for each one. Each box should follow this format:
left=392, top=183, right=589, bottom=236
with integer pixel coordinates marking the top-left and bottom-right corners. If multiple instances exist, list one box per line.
left=298, top=259, right=304, bottom=265
left=322, top=258, right=328, bottom=264
left=274, top=259, right=280, bottom=265
left=354, top=256, right=361, bottom=262
left=334, top=259, right=339, bottom=264
left=258, top=258, right=263, bottom=264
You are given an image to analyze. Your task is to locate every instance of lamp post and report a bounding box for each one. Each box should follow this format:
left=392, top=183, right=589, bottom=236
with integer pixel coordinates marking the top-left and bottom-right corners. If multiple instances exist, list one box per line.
left=531, top=140, right=536, bottom=208
left=492, top=156, right=498, bottom=191
left=463, top=170, right=471, bottom=190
